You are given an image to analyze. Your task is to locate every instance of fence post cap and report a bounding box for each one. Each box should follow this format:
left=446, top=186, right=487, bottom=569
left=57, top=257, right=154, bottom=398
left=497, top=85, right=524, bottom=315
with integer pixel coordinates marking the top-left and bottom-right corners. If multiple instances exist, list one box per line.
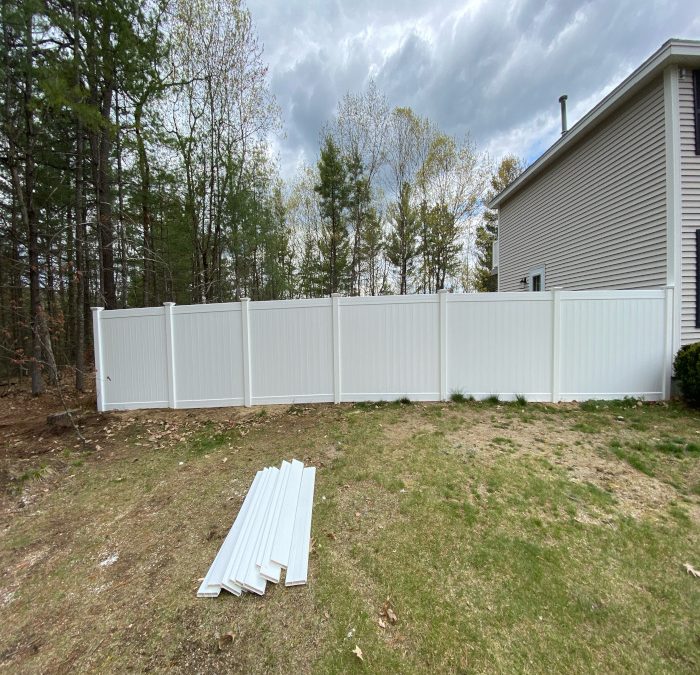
left=163, top=302, right=176, bottom=307
left=437, top=289, right=449, bottom=294
left=330, top=292, right=341, bottom=297
left=90, top=306, right=104, bottom=312
left=240, top=297, right=251, bottom=302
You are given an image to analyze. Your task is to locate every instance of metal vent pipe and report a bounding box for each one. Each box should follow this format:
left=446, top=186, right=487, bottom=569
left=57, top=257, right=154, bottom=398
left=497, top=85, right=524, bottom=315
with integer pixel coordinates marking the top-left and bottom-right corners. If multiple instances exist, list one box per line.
left=559, top=94, right=568, bottom=134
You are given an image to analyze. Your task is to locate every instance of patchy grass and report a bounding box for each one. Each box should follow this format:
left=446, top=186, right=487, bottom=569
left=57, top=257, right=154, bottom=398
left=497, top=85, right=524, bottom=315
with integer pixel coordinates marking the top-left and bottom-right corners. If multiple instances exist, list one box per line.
left=1, top=398, right=699, bottom=673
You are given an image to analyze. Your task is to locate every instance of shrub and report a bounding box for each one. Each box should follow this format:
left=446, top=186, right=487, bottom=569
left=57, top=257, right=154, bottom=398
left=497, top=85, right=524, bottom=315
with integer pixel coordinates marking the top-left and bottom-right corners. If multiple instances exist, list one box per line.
left=674, top=342, right=700, bottom=406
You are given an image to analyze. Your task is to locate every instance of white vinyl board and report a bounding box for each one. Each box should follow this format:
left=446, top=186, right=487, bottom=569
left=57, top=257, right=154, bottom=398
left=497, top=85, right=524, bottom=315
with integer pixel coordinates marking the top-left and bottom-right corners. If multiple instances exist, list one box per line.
left=222, top=467, right=273, bottom=595
left=285, top=466, right=316, bottom=586
left=238, top=466, right=280, bottom=595
left=270, top=459, right=304, bottom=568
left=196, top=470, right=263, bottom=597
left=257, top=460, right=291, bottom=583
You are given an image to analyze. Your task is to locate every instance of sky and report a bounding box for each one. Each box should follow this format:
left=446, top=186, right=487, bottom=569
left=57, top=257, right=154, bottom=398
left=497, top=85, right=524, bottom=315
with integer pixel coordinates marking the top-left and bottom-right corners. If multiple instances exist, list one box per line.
left=246, top=0, right=700, bottom=180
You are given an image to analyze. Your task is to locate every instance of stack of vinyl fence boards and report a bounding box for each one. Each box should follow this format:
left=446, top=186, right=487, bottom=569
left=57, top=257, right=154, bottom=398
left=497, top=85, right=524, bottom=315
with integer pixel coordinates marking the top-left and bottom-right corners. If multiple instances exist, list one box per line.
left=197, top=459, right=316, bottom=598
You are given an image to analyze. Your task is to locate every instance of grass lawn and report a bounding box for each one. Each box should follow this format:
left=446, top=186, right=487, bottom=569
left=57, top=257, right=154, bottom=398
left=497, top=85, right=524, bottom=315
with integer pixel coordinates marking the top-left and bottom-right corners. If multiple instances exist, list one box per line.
left=1, top=396, right=699, bottom=673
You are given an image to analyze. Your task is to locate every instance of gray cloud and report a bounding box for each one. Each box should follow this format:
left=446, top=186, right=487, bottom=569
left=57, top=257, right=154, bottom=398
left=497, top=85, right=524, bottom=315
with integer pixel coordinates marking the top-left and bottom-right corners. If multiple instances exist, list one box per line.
left=247, top=0, right=700, bottom=178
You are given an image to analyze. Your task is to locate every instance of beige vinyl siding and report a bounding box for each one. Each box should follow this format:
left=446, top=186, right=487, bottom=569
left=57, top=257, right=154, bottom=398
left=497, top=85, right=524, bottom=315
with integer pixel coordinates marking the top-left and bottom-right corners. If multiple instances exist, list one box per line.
left=679, top=73, right=700, bottom=345
left=498, top=77, right=667, bottom=292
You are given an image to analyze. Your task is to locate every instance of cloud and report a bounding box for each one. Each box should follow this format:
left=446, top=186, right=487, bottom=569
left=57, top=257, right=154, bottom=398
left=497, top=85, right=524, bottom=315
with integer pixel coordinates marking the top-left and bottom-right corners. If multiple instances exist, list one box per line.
left=247, top=0, right=700, bottom=177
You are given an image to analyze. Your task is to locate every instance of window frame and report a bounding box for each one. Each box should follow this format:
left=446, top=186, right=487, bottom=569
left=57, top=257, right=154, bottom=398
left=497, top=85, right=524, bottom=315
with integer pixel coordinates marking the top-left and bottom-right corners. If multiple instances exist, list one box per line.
left=528, top=265, right=546, bottom=292
left=694, top=70, right=700, bottom=156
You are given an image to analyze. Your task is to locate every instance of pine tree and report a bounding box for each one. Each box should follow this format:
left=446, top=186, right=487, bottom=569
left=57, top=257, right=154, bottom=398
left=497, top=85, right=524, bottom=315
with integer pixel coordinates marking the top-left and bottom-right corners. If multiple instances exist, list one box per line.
left=474, top=155, right=524, bottom=292
left=386, top=182, right=419, bottom=294
left=315, top=136, right=351, bottom=295
left=346, top=148, right=371, bottom=295
left=360, top=207, right=384, bottom=296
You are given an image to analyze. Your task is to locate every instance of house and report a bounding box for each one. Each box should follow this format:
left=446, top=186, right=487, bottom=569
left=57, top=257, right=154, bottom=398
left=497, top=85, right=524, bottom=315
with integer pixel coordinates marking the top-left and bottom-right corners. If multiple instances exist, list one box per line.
left=489, top=38, right=700, bottom=355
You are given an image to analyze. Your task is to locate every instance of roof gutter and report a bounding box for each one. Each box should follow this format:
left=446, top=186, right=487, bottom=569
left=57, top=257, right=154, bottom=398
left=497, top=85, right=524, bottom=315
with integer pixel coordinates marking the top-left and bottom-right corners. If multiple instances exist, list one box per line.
left=488, top=39, right=700, bottom=209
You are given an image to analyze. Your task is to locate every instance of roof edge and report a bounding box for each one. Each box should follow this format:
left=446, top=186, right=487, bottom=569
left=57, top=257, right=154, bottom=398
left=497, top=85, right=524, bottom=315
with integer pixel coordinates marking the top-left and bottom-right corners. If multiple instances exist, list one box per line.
left=489, top=38, right=700, bottom=209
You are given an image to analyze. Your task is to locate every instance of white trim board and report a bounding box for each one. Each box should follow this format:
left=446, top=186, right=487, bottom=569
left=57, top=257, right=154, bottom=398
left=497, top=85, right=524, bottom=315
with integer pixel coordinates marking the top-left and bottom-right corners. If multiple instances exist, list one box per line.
left=237, top=466, right=280, bottom=595
left=285, top=467, right=316, bottom=587
left=664, top=65, right=683, bottom=357
left=258, top=460, right=292, bottom=583
left=196, top=470, right=263, bottom=598
left=270, top=459, right=305, bottom=568
left=222, top=467, right=273, bottom=595
left=198, top=459, right=317, bottom=599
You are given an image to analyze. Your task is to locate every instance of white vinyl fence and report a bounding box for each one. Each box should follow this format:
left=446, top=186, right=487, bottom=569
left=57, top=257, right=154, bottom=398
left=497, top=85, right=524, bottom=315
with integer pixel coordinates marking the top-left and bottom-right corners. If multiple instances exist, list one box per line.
left=91, top=288, right=674, bottom=411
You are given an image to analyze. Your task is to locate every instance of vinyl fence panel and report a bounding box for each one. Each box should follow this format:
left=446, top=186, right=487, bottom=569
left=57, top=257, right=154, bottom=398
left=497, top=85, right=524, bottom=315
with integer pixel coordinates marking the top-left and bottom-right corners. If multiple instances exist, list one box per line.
left=446, top=293, right=554, bottom=401
left=92, top=289, right=673, bottom=411
left=249, top=299, right=334, bottom=405
left=340, top=295, right=440, bottom=401
left=98, top=308, right=169, bottom=409
left=172, top=303, right=245, bottom=408
left=559, top=291, right=667, bottom=400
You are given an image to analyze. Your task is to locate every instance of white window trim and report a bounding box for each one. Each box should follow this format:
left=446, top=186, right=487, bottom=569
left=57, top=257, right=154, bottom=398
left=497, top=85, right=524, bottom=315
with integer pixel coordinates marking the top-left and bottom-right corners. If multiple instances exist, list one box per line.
left=528, top=265, right=546, bottom=292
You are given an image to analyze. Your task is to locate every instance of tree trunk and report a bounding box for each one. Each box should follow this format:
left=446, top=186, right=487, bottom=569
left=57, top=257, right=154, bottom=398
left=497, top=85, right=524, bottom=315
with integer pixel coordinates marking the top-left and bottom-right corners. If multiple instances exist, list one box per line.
left=95, top=115, right=116, bottom=309
left=134, top=100, right=154, bottom=305
left=74, top=0, right=85, bottom=391
left=19, top=14, right=44, bottom=394
left=92, top=27, right=116, bottom=309
left=75, top=124, right=86, bottom=391
left=115, top=90, right=127, bottom=306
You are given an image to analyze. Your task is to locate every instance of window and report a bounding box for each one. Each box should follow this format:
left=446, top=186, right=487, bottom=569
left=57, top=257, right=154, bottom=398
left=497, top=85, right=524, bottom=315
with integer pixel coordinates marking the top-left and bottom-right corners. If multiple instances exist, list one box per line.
left=528, top=266, right=545, bottom=292
left=694, top=70, right=700, bottom=155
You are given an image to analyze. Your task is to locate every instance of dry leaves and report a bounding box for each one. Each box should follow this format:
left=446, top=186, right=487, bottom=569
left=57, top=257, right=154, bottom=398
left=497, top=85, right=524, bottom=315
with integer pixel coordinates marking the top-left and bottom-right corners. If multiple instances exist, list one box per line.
left=216, top=631, right=235, bottom=651
left=683, top=563, right=700, bottom=578
left=380, top=598, right=398, bottom=625
left=352, top=645, right=364, bottom=662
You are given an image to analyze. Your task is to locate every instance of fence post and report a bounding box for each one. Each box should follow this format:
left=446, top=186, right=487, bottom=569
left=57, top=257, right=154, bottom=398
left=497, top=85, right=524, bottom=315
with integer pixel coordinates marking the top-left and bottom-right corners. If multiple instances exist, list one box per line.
left=91, top=307, right=105, bottom=412
left=241, top=298, right=252, bottom=407
left=164, top=302, right=176, bottom=408
left=438, top=290, right=448, bottom=401
left=662, top=285, right=674, bottom=400
left=331, top=293, right=341, bottom=404
left=551, top=288, right=562, bottom=402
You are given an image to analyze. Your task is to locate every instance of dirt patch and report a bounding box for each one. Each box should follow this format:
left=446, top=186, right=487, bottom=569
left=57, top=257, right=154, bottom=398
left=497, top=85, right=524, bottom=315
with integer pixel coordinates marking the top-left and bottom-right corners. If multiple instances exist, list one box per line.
left=442, top=405, right=699, bottom=522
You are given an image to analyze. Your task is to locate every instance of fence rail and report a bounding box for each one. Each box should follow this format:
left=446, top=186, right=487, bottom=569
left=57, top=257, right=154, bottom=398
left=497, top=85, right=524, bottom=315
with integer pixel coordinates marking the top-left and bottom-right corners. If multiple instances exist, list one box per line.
left=92, top=288, right=673, bottom=411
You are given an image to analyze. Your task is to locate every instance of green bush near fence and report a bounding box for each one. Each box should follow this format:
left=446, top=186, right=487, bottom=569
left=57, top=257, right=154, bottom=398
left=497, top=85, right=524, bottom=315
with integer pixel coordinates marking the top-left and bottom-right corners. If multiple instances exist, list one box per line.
left=674, top=342, right=700, bottom=406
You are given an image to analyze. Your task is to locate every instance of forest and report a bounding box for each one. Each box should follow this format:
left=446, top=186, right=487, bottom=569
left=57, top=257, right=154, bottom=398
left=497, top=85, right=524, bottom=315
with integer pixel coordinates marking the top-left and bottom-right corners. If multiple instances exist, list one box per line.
left=0, top=0, right=523, bottom=392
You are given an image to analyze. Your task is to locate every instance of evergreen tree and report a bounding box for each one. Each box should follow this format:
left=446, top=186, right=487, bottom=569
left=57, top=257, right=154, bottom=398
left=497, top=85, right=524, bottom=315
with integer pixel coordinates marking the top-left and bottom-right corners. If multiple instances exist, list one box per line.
left=474, top=155, right=524, bottom=292
left=420, top=202, right=462, bottom=292
left=386, top=182, right=419, bottom=294
left=346, top=148, right=371, bottom=295
left=314, top=136, right=351, bottom=295
left=360, top=207, right=385, bottom=296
